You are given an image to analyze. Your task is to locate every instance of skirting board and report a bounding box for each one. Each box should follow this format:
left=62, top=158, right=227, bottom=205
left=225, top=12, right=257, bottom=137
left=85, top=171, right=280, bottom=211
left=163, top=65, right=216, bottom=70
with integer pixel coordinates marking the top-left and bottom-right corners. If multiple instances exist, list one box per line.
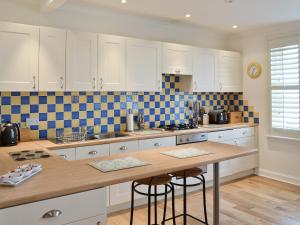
left=258, top=169, right=300, bottom=186
left=107, top=169, right=255, bottom=214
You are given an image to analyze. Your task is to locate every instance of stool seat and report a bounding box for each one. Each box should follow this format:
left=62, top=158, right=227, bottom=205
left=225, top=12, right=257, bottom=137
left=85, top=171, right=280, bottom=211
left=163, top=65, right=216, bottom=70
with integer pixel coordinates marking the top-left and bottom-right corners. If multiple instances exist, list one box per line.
left=136, top=174, right=172, bottom=186
left=172, top=167, right=203, bottom=178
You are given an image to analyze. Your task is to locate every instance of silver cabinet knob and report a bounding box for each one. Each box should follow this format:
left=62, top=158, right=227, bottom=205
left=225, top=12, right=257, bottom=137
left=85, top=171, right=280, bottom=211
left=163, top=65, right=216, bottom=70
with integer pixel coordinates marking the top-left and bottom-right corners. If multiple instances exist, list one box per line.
left=99, top=78, right=103, bottom=90
left=89, top=151, right=98, bottom=155
left=60, top=76, right=64, bottom=89
left=43, top=209, right=62, bottom=218
left=92, top=77, right=96, bottom=90
left=33, top=76, right=36, bottom=90
left=186, top=138, right=190, bottom=142
left=242, top=131, right=247, bottom=135
left=218, top=136, right=222, bottom=139
left=120, top=146, right=127, bottom=151
left=60, top=154, right=67, bottom=159
left=154, top=143, right=161, bottom=147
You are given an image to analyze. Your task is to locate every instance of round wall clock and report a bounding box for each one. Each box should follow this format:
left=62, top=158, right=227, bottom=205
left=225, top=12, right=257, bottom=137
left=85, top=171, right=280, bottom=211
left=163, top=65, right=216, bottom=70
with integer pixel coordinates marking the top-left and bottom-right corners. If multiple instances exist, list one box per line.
left=247, top=62, right=262, bottom=79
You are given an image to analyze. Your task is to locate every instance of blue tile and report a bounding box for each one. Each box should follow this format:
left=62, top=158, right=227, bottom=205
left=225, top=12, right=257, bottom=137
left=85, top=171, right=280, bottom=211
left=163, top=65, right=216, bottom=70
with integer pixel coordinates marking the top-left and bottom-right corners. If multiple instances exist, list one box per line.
left=254, top=118, right=259, bottom=124
left=108, top=117, right=114, bottom=124
left=144, top=102, right=150, bottom=108
left=39, top=113, right=48, bottom=121
left=87, top=96, right=93, bottom=103
left=30, top=105, right=39, bottom=113
left=48, top=121, right=56, bottom=129
left=138, top=95, right=144, bottom=102
left=160, top=108, right=165, bottom=114
left=108, top=103, right=114, bottom=110
left=101, top=110, right=107, bottom=117
left=79, top=119, right=87, bottom=126
left=2, top=97, right=11, bottom=105
left=94, top=118, right=100, bottom=125
left=155, top=102, right=160, bottom=108
left=30, top=125, right=39, bottom=130
left=79, top=103, right=86, bottom=111
left=155, top=115, right=160, bottom=121
left=72, top=112, right=79, bottom=119
left=114, top=95, right=120, bottom=102
left=249, top=112, right=254, bottom=117
left=21, top=114, right=30, bottom=122
left=64, top=104, right=72, bottom=112
left=72, top=96, right=79, bottom=104
left=87, top=111, right=94, bottom=118
left=56, top=96, right=64, bottom=104
left=64, top=120, right=72, bottom=128
left=56, top=112, right=64, bottom=120
left=114, top=124, right=120, bottom=132
left=21, top=96, right=30, bottom=105
left=11, top=92, right=20, bottom=96
left=121, top=116, right=127, bottom=123
left=47, top=92, right=55, bottom=96
left=47, top=104, right=56, bottom=112
left=244, top=117, right=249, bottom=123
left=101, top=96, right=107, bottom=103
left=94, top=103, right=100, bottom=110
left=12, top=105, right=20, bottom=114
left=114, top=110, right=120, bottom=117
left=1, top=114, right=11, bottom=123
left=39, top=96, right=47, bottom=104
left=150, top=108, right=155, bottom=115
left=101, top=125, right=108, bottom=133
left=39, top=130, right=47, bottom=139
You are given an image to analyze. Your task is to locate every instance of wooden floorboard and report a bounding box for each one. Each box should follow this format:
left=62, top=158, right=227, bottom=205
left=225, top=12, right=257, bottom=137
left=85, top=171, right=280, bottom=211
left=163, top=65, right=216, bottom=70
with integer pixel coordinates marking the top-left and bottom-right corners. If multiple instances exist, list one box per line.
left=108, top=175, right=300, bottom=225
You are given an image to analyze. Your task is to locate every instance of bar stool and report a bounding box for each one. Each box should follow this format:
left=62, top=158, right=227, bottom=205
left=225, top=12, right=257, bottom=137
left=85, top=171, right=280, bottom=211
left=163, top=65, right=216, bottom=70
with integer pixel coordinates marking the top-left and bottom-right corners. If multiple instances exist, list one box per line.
left=166, top=168, right=209, bottom=225
left=130, top=174, right=176, bottom=225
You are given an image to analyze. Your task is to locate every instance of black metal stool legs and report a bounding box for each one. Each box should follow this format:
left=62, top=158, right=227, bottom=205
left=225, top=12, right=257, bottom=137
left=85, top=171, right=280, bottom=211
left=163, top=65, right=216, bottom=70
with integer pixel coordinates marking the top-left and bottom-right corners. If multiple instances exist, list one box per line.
left=201, top=175, right=209, bottom=225
left=130, top=181, right=135, bottom=225
left=183, top=176, right=187, bottom=225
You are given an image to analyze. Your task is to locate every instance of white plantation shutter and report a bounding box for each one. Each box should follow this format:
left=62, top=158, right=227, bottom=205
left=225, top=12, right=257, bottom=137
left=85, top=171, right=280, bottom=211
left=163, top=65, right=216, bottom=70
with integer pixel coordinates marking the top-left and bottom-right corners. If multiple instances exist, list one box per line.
left=270, top=40, right=300, bottom=137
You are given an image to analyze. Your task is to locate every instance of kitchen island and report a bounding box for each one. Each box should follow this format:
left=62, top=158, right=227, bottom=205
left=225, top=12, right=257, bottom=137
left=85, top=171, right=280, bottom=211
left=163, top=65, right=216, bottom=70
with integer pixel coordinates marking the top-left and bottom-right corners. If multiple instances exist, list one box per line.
left=0, top=139, right=257, bottom=225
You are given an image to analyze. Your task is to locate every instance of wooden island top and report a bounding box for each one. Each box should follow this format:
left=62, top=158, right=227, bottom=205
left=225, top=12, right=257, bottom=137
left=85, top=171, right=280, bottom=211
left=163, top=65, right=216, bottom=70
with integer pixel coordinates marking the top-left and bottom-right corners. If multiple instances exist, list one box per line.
left=0, top=140, right=257, bottom=209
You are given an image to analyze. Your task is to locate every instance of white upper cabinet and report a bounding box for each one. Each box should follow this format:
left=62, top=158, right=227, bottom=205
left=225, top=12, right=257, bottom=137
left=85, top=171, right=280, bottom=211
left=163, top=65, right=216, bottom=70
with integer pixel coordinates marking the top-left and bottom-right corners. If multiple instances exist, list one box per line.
left=66, top=31, right=97, bottom=91
left=193, top=48, right=217, bottom=92
left=99, top=34, right=126, bottom=91
left=163, top=43, right=194, bottom=75
left=126, top=38, right=162, bottom=92
left=39, top=27, right=66, bottom=91
left=216, top=50, right=242, bottom=92
left=0, top=22, right=39, bottom=91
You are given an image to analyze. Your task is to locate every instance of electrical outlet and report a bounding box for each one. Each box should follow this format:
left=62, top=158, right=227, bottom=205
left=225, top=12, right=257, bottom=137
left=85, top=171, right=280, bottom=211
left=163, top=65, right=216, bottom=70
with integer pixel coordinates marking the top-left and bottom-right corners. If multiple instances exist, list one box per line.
left=26, top=118, right=39, bottom=126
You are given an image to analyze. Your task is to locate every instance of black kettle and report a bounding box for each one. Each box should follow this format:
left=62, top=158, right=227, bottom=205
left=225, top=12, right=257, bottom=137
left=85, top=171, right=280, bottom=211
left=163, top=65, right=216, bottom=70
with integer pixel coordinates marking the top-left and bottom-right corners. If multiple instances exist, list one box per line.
left=0, top=123, right=20, bottom=146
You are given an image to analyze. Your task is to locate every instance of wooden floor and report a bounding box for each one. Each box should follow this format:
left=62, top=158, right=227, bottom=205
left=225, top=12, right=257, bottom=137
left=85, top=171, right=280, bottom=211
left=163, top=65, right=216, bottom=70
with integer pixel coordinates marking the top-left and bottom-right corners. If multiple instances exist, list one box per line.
left=108, top=176, right=300, bottom=225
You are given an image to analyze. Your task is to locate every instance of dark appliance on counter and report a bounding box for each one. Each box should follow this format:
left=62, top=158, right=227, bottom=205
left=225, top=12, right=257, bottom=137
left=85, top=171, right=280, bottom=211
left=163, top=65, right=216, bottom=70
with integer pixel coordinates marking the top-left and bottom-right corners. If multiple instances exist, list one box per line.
left=0, top=122, right=20, bottom=146
left=208, top=110, right=229, bottom=124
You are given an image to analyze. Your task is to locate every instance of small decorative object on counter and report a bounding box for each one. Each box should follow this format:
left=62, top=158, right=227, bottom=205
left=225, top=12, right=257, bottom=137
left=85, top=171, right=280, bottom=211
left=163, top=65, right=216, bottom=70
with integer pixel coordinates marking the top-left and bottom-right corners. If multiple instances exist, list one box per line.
left=228, top=111, right=243, bottom=124
left=126, top=109, right=134, bottom=132
left=203, top=114, right=209, bottom=125
left=0, top=163, right=42, bottom=186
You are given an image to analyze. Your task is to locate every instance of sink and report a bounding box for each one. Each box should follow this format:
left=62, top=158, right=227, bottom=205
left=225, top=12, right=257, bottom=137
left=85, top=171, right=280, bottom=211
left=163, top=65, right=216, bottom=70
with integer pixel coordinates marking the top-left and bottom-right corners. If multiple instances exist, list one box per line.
left=87, top=132, right=130, bottom=140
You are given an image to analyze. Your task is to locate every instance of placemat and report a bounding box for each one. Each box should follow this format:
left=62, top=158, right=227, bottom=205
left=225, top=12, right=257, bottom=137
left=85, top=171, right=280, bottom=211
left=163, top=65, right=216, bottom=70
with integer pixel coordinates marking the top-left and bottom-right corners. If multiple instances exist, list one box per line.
left=161, top=148, right=212, bottom=159
left=89, top=157, right=151, bottom=173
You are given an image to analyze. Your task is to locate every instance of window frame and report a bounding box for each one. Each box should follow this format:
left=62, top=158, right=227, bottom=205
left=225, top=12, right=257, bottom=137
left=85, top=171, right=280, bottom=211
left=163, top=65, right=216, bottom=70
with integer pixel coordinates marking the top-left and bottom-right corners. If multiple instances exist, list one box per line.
left=268, top=36, right=300, bottom=139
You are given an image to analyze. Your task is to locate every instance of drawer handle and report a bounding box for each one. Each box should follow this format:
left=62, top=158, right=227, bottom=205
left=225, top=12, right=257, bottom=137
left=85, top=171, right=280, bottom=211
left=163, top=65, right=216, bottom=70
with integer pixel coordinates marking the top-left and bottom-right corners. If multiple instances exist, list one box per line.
left=154, top=143, right=161, bottom=147
left=218, top=136, right=222, bottom=139
left=242, top=131, right=247, bottom=135
left=60, top=154, right=67, bottom=159
left=43, top=209, right=62, bottom=218
left=89, top=151, right=98, bottom=155
left=120, top=146, right=127, bottom=151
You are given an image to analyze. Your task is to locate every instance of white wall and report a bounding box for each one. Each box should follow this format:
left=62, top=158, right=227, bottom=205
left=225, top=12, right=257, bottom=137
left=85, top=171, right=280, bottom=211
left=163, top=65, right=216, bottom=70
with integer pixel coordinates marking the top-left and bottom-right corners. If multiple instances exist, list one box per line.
left=0, top=0, right=228, bottom=49
left=228, top=21, right=300, bottom=186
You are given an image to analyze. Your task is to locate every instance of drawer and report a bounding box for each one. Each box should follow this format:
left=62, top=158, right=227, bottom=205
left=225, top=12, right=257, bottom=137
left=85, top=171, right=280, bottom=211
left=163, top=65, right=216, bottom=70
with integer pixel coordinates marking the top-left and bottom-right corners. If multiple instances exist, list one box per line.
left=110, top=141, right=139, bottom=155
left=53, top=148, right=76, bottom=161
left=139, top=136, right=176, bottom=151
left=207, top=130, right=233, bottom=142
left=76, top=144, right=109, bottom=160
left=67, top=214, right=106, bottom=225
left=0, top=188, right=106, bottom=225
left=233, top=127, right=255, bottom=138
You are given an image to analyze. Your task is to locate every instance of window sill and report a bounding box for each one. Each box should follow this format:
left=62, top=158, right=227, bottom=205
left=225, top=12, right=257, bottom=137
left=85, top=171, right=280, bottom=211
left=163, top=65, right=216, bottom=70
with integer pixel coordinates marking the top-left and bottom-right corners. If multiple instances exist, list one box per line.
left=267, top=135, right=300, bottom=145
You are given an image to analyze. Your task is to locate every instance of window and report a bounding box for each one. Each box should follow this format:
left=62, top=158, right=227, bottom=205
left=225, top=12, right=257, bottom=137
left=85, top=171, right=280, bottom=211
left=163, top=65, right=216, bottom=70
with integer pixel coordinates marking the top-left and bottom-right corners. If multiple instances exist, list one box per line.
left=270, top=38, right=300, bottom=138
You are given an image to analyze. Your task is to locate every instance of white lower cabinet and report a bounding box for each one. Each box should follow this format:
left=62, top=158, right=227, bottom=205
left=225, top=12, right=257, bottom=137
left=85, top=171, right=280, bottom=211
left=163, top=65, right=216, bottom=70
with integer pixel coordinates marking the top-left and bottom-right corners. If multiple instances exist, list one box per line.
left=65, top=215, right=106, bottom=225
left=76, top=145, right=109, bottom=160
left=53, top=148, right=76, bottom=161
left=139, top=136, right=176, bottom=151
left=0, top=188, right=106, bottom=225
left=109, top=141, right=139, bottom=206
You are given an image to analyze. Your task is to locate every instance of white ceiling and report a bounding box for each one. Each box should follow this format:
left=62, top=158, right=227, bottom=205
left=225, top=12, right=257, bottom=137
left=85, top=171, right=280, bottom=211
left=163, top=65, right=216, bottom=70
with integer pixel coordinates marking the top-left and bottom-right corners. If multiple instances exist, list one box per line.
left=66, top=0, right=300, bottom=33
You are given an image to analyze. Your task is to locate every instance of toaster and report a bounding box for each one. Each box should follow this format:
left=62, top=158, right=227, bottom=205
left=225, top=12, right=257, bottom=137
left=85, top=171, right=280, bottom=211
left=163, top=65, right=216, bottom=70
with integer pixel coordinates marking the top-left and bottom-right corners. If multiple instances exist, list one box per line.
left=208, top=110, right=229, bottom=124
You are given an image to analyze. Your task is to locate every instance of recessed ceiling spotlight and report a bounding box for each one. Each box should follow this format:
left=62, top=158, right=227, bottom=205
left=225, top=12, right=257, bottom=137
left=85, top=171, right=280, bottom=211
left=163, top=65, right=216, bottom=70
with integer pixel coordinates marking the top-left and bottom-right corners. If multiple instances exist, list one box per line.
left=121, top=0, right=127, bottom=3
left=232, top=25, right=238, bottom=29
left=185, top=14, right=191, bottom=18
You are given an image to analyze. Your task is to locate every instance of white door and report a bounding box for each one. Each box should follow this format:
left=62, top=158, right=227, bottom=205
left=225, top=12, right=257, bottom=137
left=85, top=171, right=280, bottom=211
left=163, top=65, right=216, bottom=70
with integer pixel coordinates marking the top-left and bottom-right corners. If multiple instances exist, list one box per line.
left=193, top=49, right=217, bottom=92
left=109, top=141, right=139, bottom=206
left=66, top=31, right=97, bottom=91
left=163, top=43, right=193, bottom=75
left=126, top=38, right=162, bottom=92
left=0, top=22, right=39, bottom=91
left=39, top=26, right=66, bottom=91
left=216, top=51, right=242, bottom=92
left=99, top=34, right=126, bottom=91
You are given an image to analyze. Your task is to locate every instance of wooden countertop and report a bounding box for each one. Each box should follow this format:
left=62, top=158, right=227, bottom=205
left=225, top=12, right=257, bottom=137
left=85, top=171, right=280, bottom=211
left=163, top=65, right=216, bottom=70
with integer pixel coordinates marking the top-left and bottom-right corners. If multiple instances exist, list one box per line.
left=44, top=123, right=256, bottom=150
left=0, top=140, right=258, bottom=209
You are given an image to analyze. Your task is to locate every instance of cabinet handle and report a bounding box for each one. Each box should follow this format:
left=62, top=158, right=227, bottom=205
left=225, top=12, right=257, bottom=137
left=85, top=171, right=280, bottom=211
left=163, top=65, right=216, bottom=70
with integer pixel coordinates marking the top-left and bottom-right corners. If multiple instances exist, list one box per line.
left=42, top=209, right=62, bottom=218
left=33, top=76, right=36, bottom=90
left=218, top=136, right=222, bottom=139
left=60, top=154, right=67, bottom=159
left=175, top=69, right=181, bottom=74
left=120, top=146, right=127, bottom=151
left=92, top=77, right=96, bottom=90
left=242, top=131, right=247, bottom=135
left=157, top=80, right=161, bottom=90
left=194, top=81, right=197, bottom=91
left=154, top=143, right=161, bottom=147
left=100, top=78, right=103, bottom=90
left=60, top=76, right=64, bottom=89
left=89, top=151, right=98, bottom=155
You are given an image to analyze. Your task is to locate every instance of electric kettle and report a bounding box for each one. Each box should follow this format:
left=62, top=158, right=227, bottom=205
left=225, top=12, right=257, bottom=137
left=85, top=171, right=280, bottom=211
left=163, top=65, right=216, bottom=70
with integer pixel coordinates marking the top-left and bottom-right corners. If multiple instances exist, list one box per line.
left=0, top=122, right=20, bottom=146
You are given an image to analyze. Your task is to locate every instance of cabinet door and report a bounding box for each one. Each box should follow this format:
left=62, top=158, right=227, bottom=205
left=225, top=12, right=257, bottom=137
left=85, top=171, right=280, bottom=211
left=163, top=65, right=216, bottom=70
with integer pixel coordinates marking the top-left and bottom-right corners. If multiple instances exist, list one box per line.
left=76, top=144, right=109, bottom=160
left=53, top=148, right=76, bottom=161
left=109, top=141, right=139, bottom=206
left=163, top=43, right=193, bottom=75
left=193, top=49, right=216, bottom=92
left=217, top=51, right=242, bottom=92
left=0, top=22, right=39, bottom=91
left=66, top=214, right=106, bottom=225
left=126, top=38, right=162, bottom=92
left=39, top=27, right=66, bottom=91
left=230, top=136, right=258, bottom=174
left=66, top=31, right=97, bottom=91
left=139, top=136, right=176, bottom=151
left=99, top=34, right=126, bottom=91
